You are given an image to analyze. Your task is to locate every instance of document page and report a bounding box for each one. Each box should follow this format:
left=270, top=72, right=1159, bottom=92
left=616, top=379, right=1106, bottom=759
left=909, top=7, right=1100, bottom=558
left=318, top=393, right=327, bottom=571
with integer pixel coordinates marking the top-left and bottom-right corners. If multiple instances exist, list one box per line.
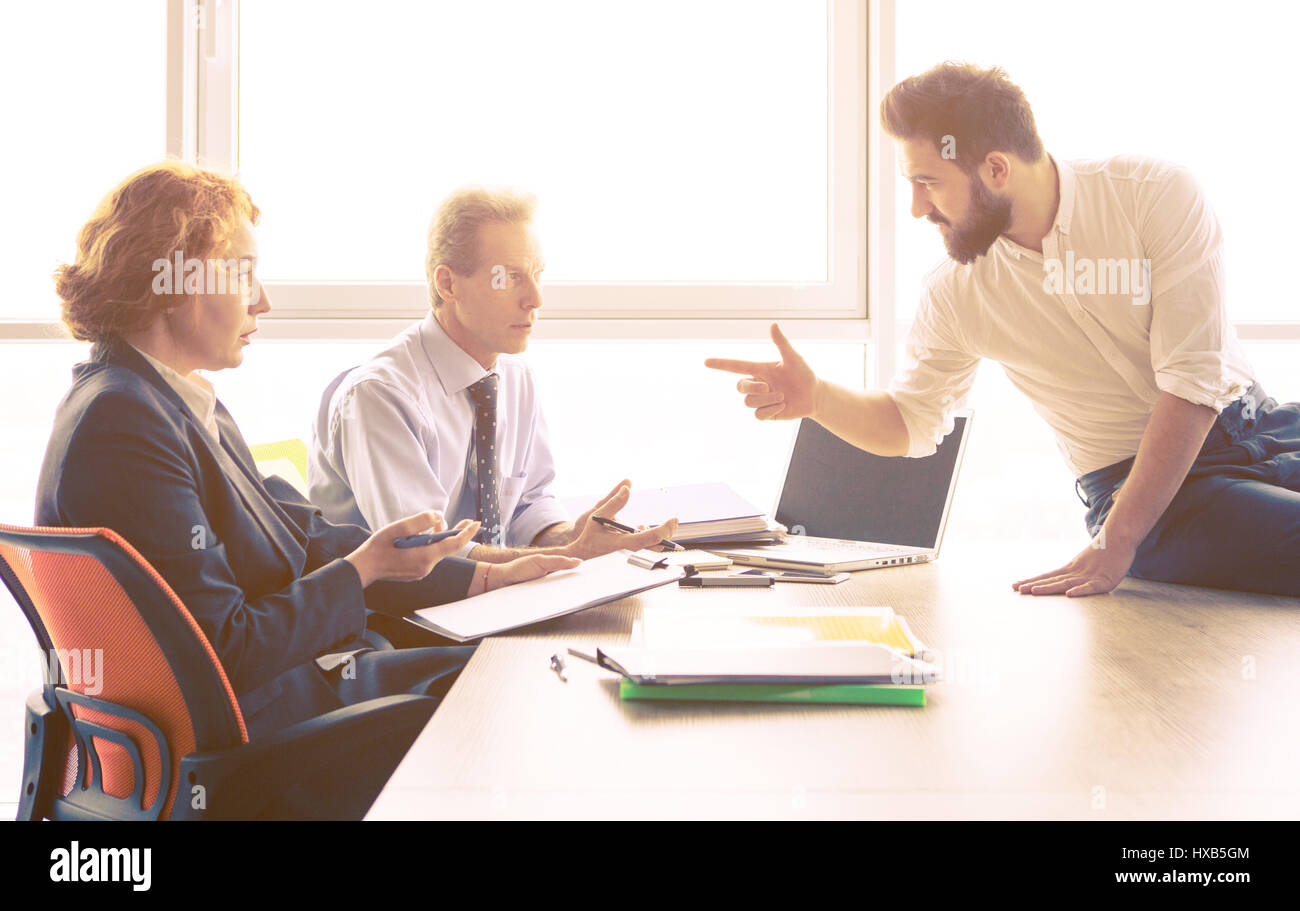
left=410, top=551, right=685, bottom=641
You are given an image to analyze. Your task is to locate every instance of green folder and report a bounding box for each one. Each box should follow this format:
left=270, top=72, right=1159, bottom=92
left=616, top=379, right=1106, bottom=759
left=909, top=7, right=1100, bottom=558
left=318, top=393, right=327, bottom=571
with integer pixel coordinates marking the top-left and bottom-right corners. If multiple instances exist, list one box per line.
left=618, top=678, right=926, bottom=706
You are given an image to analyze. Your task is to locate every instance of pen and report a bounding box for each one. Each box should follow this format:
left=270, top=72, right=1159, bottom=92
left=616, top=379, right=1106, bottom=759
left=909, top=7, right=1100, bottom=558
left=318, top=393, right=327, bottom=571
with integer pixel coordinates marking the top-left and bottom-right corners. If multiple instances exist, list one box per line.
left=394, top=528, right=463, bottom=548
left=592, top=515, right=685, bottom=551
left=549, top=652, right=568, bottom=682
left=567, top=647, right=600, bottom=666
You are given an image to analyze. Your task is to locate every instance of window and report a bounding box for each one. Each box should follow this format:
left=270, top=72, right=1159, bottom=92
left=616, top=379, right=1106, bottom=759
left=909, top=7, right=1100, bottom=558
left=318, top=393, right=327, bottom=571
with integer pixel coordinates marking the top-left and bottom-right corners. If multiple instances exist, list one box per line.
left=233, top=0, right=863, bottom=318
left=0, top=1, right=167, bottom=322
left=894, top=0, right=1300, bottom=325
left=210, top=337, right=869, bottom=511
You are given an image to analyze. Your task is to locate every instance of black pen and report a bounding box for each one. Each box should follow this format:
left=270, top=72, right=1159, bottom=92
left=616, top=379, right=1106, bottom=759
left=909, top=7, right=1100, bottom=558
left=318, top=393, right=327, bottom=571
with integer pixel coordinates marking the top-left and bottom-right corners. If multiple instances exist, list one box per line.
left=591, top=515, right=685, bottom=551
left=393, top=528, right=463, bottom=548
left=566, top=647, right=599, bottom=666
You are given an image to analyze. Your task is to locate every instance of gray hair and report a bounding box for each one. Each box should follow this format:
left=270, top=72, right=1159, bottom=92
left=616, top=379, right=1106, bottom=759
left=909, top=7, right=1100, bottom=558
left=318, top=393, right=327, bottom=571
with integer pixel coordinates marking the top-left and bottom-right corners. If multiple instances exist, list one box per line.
left=425, top=186, right=537, bottom=307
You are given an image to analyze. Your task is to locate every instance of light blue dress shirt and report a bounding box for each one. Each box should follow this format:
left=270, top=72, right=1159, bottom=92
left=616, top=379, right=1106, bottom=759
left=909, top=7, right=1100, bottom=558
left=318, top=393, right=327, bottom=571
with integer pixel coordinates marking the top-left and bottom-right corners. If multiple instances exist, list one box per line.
left=308, top=311, right=569, bottom=554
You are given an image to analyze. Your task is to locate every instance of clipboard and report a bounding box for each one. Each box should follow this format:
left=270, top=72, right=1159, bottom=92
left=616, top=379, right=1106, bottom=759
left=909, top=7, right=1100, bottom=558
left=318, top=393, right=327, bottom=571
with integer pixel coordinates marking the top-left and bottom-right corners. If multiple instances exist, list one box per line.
left=627, top=548, right=731, bottom=572
left=407, top=551, right=687, bottom=641
left=627, top=550, right=671, bottom=570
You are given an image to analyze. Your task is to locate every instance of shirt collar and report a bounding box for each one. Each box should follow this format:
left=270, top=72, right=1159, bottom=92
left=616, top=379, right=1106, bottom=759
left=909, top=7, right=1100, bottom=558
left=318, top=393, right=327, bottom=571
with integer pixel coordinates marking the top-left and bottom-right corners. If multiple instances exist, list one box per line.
left=1052, top=155, right=1075, bottom=235
left=418, top=310, right=495, bottom=397
left=995, top=154, right=1073, bottom=260
left=129, top=344, right=219, bottom=437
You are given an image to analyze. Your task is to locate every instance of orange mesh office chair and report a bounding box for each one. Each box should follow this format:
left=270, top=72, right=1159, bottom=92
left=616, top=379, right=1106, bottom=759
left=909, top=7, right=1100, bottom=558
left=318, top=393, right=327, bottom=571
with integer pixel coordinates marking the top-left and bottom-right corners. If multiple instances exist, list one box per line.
left=0, top=523, right=434, bottom=820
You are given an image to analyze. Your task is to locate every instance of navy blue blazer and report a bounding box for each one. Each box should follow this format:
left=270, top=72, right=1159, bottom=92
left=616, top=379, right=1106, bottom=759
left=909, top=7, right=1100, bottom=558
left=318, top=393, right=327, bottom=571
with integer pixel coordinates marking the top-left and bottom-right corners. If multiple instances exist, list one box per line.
left=35, top=338, right=477, bottom=726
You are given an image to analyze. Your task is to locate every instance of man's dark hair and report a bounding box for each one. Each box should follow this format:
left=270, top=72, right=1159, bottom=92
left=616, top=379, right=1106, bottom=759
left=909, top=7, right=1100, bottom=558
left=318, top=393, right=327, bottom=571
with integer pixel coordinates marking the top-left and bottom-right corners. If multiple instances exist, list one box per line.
left=881, top=62, right=1045, bottom=173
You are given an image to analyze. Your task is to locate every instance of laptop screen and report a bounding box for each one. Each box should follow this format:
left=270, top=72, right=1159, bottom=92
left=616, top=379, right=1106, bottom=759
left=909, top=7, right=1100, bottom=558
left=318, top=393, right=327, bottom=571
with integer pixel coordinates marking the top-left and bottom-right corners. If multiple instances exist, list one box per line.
left=773, top=414, right=969, bottom=549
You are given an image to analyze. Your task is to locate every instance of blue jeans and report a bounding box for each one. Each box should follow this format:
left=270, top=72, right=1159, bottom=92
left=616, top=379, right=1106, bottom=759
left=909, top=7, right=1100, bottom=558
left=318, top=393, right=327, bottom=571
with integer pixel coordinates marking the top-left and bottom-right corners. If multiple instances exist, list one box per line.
left=1075, top=384, right=1300, bottom=597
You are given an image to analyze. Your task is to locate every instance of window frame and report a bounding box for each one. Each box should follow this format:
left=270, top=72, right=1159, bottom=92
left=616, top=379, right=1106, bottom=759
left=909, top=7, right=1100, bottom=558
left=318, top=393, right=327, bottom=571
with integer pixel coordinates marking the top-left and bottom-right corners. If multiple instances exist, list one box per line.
left=3, top=0, right=1296, bottom=395
left=198, top=0, right=868, bottom=324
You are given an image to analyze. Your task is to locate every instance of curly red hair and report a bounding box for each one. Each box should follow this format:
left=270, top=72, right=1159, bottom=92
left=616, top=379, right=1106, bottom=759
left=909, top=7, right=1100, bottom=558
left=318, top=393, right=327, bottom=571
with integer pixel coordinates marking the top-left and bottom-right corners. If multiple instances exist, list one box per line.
left=55, top=161, right=260, bottom=343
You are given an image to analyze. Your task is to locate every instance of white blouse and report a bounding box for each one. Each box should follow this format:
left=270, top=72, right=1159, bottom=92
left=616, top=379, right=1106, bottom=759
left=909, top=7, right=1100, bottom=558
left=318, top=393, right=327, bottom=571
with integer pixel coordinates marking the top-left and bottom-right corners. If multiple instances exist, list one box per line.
left=131, top=344, right=220, bottom=442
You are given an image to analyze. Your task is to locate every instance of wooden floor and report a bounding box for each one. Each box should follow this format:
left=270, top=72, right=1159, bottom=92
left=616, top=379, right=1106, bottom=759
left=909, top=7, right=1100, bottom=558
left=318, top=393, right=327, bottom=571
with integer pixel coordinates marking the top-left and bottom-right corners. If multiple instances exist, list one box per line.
left=368, top=542, right=1300, bottom=820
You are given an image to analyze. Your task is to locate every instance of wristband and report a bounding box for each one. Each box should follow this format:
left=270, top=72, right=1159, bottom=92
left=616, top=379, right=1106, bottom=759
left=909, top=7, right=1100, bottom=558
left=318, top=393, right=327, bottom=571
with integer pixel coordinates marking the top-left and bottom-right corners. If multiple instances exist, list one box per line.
left=483, top=562, right=492, bottom=593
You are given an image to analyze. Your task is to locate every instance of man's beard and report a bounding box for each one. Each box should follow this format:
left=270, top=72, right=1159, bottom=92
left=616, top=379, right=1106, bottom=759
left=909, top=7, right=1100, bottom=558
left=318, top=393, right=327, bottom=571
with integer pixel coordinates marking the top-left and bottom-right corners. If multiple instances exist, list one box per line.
left=933, top=176, right=1013, bottom=265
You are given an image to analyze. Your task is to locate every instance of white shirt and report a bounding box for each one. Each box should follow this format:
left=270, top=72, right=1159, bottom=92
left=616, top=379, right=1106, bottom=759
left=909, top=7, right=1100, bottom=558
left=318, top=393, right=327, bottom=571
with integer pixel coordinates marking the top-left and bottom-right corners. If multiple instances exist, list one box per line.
left=131, top=345, right=220, bottom=441
left=888, top=155, right=1256, bottom=477
left=308, top=311, right=569, bottom=554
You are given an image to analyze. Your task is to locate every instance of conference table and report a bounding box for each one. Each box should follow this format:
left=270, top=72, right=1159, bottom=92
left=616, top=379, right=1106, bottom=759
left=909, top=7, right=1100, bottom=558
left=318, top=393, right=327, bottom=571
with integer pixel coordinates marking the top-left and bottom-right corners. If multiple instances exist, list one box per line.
left=366, top=541, right=1300, bottom=820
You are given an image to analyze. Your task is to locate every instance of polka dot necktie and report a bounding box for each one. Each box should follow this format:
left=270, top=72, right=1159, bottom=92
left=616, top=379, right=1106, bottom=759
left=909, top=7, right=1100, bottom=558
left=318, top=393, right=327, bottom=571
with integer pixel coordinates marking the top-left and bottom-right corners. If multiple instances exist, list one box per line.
left=467, top=374, right=502, bottom=545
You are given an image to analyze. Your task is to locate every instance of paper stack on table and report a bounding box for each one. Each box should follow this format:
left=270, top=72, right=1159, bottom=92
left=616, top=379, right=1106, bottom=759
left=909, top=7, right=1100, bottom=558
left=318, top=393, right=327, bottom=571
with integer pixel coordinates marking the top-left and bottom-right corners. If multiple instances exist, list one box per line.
left=563, top=483, right=779, bottom=544
left=636, top=605, right=932, bottom=657
left=603, top=606, right=937, bottom=705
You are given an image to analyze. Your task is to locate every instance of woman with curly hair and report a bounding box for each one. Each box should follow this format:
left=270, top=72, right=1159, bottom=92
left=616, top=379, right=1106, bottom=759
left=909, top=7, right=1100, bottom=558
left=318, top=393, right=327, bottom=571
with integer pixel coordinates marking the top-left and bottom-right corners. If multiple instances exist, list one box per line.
left=38, top=161, right=577, bottom=738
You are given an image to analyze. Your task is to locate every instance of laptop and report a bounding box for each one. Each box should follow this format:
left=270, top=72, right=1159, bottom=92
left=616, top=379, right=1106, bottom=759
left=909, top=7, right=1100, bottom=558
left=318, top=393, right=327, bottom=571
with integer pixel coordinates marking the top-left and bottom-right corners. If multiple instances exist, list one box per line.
left=712, top=410, right=972, bottom=575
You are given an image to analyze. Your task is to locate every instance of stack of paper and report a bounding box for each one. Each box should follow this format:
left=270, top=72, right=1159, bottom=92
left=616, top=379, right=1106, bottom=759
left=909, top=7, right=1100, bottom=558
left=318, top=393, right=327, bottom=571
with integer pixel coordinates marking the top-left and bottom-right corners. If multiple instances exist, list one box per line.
left=605, top=606, right=937, bottom=705
left=596, top=642, right=938, bottom=686
left=636, top=606, right=931, bottom=657
left=564, top=483, right=777, bottom=544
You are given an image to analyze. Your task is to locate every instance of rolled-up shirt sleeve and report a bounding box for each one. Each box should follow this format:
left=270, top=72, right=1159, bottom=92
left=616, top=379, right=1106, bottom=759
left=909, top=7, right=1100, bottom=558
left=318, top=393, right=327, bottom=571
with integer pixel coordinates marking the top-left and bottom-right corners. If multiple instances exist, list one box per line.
left=506, top=391, right=569, bottom=546
left=1143, top=167, right=1253, bottom=411
left=887, top=288, right=981, bottom=458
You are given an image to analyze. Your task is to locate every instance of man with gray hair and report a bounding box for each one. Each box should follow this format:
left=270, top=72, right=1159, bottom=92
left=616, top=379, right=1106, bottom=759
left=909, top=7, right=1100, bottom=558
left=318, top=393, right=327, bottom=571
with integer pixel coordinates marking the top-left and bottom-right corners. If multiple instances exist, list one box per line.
left=309, top=187, right=674, bottom=574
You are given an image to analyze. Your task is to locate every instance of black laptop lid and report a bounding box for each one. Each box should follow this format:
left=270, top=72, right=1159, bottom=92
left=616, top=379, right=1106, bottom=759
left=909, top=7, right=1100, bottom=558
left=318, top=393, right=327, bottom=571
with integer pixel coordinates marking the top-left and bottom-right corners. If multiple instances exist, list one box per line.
left=773, top=415, right=968, bottom=549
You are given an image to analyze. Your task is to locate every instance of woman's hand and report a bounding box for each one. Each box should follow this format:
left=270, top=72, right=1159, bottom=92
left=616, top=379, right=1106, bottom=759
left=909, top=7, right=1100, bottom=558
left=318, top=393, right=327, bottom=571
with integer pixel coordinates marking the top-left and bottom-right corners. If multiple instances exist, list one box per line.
left=345, top=511, right=480, bottom=588
left=478, top=553, right=583, bottom=594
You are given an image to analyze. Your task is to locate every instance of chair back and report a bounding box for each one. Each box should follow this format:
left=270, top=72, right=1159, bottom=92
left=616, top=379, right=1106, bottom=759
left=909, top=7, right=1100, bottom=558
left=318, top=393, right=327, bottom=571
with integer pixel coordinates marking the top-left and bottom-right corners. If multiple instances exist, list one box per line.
left=0, top=524, right=247, bottom=819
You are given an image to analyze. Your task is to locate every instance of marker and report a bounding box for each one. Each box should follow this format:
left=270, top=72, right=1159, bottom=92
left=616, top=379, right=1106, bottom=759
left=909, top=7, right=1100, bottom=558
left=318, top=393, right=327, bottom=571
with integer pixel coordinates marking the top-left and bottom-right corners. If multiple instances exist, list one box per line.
left=591, top=515, right=685, bottom=551
left=738, top=568, right=850, bottom=584
left=394, top=528, right=463, bottom=548
left=681, top=574, right=769, bottom=590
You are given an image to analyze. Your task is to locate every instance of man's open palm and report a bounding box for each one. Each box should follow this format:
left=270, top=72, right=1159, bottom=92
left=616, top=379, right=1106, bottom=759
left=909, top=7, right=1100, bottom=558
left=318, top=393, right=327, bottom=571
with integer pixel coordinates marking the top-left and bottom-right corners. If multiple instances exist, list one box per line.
left=705, top=323, right=818, bottom=421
